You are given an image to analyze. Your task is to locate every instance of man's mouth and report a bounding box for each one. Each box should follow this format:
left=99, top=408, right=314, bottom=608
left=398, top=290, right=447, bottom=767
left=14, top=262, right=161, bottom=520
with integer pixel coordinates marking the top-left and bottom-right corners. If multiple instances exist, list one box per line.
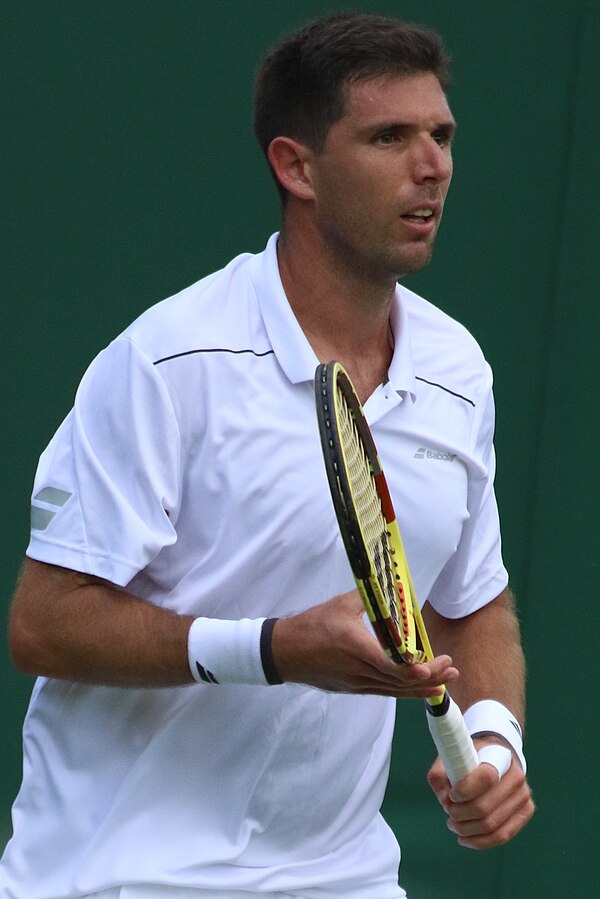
left=401, top=208, right=435, bottom=225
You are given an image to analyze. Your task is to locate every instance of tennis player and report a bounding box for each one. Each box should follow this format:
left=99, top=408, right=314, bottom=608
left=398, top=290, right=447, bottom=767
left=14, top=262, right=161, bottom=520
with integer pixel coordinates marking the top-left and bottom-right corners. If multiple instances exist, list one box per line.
left=1, top=13, right=534, bottom=899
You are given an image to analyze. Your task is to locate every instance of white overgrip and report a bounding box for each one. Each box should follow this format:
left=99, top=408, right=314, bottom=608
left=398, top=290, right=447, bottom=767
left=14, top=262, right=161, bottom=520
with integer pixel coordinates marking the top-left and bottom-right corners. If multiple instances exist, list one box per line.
left=426, top=695, right=479, bottom=784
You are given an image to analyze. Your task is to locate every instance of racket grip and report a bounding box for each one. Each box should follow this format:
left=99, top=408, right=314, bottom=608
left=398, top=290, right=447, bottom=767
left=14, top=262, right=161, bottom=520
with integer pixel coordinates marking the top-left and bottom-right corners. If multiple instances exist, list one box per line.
left=426, top=694, right=479, bottom=785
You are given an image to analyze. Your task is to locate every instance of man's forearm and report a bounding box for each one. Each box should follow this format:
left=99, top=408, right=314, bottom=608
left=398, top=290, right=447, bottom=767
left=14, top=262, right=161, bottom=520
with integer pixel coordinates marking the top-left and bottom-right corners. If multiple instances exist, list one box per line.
left=9, top=558, right=195, bottom=687
left=422, top=587, right=526, bottom=727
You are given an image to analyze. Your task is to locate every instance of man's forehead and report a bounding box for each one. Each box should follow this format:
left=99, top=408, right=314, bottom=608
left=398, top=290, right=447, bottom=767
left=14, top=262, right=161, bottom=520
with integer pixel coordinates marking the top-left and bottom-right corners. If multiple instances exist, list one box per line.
left=342, top=72, right=453, bottom=125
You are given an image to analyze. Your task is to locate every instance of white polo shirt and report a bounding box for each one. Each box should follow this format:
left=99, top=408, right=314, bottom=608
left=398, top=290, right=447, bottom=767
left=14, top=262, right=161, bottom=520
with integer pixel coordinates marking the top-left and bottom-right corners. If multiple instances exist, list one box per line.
left=0, top=234, right=507, bottom=899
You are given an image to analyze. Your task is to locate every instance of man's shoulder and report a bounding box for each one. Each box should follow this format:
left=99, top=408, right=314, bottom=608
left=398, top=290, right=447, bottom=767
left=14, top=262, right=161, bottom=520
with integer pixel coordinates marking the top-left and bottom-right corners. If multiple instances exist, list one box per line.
left=119, top=249, right=264, bottom=363
left=399, top=284, right=491, bottom=403
left=400, top=284, right=482, bottom=351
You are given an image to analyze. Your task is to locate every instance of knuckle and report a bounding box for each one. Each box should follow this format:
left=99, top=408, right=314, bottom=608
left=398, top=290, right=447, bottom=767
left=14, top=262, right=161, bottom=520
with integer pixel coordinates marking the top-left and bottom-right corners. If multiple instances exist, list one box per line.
left=492, top=827, right=513, bottom=847
left=521, top=796, right=536, bottom=823
left=480, top=810, right=503, bottom=834
left=489, top=805, right=534, bottom=845
left=480, top=764, right=500, bottom=787
left=511, top=765, right=527, bottom=787
left=473, top=797, right=495, bottom=822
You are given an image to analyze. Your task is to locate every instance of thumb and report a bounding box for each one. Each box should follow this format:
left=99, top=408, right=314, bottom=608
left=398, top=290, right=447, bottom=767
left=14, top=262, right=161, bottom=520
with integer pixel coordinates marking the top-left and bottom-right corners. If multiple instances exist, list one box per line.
left=427, top=755, right=450, bottom=801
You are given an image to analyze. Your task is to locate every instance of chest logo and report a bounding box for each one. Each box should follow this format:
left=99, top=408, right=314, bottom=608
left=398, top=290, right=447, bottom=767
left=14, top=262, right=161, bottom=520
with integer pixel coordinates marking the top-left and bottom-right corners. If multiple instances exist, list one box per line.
left=414, top=447, right=457, bottom=462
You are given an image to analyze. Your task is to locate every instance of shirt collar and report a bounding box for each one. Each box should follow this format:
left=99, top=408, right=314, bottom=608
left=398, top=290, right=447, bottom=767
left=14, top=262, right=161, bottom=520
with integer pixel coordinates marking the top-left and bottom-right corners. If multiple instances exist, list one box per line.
left=248, top=233, right=319, bottom=384
left=387, top=285, right=417, bottom=403
left=248, top=232, right=417, bottom=401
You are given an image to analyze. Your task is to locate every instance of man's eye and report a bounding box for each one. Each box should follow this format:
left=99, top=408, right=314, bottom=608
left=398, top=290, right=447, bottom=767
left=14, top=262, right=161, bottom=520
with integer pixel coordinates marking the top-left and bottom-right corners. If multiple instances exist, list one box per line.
left=376, top=132, right=396, bottom=145
left=433, top=131, right=453, bottom=147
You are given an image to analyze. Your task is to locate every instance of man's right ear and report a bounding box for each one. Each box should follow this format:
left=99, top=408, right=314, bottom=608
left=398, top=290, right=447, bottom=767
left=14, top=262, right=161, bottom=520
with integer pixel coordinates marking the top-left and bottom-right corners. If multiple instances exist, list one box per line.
left=267, top=137, right=316, bottom=201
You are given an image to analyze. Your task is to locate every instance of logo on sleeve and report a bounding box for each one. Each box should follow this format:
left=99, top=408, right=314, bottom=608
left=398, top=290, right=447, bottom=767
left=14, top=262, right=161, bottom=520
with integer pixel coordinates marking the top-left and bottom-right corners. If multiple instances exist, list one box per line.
left=30, top=487, right=72, bottom=531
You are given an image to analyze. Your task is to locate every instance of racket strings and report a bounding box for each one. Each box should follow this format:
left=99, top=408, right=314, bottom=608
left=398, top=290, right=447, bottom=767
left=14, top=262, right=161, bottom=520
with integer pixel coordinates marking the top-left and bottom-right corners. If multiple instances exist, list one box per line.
left=338, top=396, right=400, bottom=629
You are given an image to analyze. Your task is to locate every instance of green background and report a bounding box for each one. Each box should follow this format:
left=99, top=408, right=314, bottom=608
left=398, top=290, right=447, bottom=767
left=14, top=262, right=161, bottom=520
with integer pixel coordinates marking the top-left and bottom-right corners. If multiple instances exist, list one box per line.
left=2, top=2, right=598, bottom=896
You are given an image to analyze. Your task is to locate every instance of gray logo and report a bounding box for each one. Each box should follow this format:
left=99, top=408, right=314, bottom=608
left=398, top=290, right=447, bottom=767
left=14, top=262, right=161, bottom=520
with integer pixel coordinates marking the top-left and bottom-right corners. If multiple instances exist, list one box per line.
left=414, top=447, right=457, bottom=462
left=31, top=487, right=72, bottom=531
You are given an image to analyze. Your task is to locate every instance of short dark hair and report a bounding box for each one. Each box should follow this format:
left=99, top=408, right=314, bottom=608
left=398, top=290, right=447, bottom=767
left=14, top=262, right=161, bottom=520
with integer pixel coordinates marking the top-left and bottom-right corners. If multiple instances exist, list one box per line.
left=253, top=13, right=451, bottom=197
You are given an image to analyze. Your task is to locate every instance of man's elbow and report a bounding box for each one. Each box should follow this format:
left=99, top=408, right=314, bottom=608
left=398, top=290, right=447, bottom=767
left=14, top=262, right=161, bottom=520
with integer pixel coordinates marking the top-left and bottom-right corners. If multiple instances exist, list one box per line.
left=8, top=600, right=49, bottom=676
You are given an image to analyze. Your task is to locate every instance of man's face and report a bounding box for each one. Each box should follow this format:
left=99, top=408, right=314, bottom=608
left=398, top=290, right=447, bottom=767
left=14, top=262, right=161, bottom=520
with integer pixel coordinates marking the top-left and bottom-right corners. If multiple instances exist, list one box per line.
left=308, top=72, right=455, bottom=282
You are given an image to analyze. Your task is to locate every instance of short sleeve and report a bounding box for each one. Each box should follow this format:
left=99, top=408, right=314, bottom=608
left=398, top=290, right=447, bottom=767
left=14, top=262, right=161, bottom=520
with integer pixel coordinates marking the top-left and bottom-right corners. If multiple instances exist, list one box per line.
left=27, top=337, right=181, bottom=586
left=426, top=363, right=509, bottom=617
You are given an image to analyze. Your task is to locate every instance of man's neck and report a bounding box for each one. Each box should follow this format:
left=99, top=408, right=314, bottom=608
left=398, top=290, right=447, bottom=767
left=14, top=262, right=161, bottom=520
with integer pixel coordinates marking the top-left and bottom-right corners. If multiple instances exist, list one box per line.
left=276, top=220, right=396, bottom=402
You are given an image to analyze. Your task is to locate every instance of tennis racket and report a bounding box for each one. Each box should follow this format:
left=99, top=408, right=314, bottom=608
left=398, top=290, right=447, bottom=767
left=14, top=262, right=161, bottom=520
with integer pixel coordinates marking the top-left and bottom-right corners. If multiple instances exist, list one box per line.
left=315, top=361, right=479, bottom=784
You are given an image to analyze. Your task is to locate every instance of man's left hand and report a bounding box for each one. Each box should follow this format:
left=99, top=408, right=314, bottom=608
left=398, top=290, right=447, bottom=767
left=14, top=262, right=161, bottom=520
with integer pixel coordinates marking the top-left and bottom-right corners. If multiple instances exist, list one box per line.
left=427, top=738, right=535, bottom=849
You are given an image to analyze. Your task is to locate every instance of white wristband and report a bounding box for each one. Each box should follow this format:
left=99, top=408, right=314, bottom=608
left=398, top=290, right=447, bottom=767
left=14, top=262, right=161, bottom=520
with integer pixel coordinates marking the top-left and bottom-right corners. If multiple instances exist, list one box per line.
left=464, top=700, right=527, bottom=774
left=188, top=617, right=282, bottom=686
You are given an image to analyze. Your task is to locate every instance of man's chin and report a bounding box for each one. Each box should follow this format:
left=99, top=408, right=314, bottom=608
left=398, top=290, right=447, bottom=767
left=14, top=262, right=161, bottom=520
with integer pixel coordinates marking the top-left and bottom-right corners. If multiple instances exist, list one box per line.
left=394, top=244, right=434, bottom=278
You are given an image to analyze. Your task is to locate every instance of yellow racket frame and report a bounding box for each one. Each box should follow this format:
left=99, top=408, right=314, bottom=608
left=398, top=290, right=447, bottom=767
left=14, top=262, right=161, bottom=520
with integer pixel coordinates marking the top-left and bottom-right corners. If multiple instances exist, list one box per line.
left=316, top=361, right=436, bottom=664
left=316, top=362, right=484, bottom=777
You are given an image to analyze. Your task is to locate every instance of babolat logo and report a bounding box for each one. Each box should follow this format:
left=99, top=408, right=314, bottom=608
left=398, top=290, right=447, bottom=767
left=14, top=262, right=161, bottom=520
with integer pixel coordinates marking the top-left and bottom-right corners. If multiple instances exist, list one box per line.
left=414, top=447, right=457, bottom=462
left=30, top=486, right=72, bottom=531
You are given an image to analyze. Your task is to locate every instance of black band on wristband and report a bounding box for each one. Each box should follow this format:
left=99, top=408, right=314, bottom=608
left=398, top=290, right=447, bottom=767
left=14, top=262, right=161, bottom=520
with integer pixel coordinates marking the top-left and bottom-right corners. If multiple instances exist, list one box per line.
left=260, top=618, right=283, bottom=685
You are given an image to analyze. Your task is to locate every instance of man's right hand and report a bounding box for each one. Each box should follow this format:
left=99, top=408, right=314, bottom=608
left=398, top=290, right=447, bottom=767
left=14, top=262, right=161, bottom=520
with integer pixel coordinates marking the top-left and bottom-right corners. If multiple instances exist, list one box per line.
left=271, top=590, right=459, bottom=697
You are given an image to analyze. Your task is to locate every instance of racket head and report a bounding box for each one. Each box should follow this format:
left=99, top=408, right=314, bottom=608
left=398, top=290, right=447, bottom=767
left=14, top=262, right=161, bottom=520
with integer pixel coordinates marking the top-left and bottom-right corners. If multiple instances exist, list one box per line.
left=315, top=361, right=427, bottom=664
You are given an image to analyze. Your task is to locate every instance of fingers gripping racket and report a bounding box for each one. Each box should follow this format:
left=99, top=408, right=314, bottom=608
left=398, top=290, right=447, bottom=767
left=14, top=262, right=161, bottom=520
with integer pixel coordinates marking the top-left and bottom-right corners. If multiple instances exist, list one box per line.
left=315, top=361, right=479, bottom=784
